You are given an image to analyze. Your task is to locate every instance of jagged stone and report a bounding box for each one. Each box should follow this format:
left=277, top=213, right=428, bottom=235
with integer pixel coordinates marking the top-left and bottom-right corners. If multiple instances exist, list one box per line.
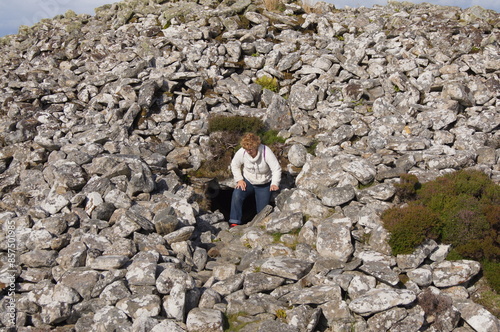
left=164, top=226, right=195, bottom=244
left=125, top=251, right=158, bottom=286
left=116, top=294, right=161, bottom=319
left=281, top=285, right=342, bottom=306
left=243, top=272, right=285, bottom=296
left=19, top=249, right=58, bottom=268
left=431, top=260, right=481, bottom=288
left=92, top=305, right=131, bottom=331
left=164, top=283, right=188, bottom=321
left=359, top=261, right=400, bottom=286
left=261, top=211, right=304, bottom=233
left=99, top=280, right=132, bottom=305
left=88, top=255, right=129, bottom=270
left=211, top=274, right=245, bottom=296
left=58, top=268, right=101, bottom=300
left=397, top=239, right=439, bottom=271
left=260, top=256, right=313, bottom=281
left=316, top=217, right=354, bottom=263
left=454, top=299, right=500, bottom=332
left=348, top=288, right=417, bottom=316
left=318, top=185, right=356, bottom=207
left=347, top=273, right=377, bottom=299
left=186, top=308, right=224, bottom=332
left=156, top=266, right=195, bottom=295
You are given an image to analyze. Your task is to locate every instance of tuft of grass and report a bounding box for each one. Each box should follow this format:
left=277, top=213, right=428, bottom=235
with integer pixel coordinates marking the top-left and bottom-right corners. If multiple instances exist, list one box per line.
left=275, top=308, right=287, bottom=319
left=260, top=129, right=286, bottom=146
left=208, top=115, right=265, bottom=134
left=306, top=140, right=318, bottom=156
left=224, top=312, right=254, bottom=331
left=271, top=233, right=282, bottom=243
left=255, top=75, right=279, bottom=93
left=263, top=0, right=286, bottom=11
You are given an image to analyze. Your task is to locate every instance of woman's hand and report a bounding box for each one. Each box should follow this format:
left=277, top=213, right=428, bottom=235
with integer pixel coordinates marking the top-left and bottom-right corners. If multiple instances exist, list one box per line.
left=236, top=180, right=246, bottom=191
left=270, top=185, right=279, bottom=191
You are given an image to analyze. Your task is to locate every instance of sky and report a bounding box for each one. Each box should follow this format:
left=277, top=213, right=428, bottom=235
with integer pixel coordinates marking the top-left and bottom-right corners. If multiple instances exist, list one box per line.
left=0, top=0, right=499, bottom=38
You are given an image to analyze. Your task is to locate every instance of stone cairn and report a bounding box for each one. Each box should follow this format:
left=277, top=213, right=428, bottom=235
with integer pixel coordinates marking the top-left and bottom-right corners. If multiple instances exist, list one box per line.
left=0, top=0, right=499, bottom=330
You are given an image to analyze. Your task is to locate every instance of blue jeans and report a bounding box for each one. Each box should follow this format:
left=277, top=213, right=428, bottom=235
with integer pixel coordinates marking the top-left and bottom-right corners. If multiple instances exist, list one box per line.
left=229, top=179, right=272, bottom=225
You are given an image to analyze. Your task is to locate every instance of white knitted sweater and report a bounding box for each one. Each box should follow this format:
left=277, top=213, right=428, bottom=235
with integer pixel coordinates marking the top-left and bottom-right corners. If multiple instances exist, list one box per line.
left=230, top=144, right=281, bottom=187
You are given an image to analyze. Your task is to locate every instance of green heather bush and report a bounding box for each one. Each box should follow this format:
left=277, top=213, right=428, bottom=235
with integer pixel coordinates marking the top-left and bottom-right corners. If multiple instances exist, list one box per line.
left=260, top=129, right=286, bottom=146
left=394, top=173, right=419, bottom=202
left=382, top=169, right=500, bottom=292
left=381, top=204, right=441, bottom=255
left=208, top=115, right=265, bottom=134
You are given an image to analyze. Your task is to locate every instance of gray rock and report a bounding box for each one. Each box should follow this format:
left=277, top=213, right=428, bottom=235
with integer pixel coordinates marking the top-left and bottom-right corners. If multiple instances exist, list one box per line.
left=153, top=208, right=179, bottom=235
left=164, top=226, right=195, bottom=244
left=454, top=299, right=500, bottom=332
left=116, top=294, right=161, bottom=319
left=20, top=249, right=58, bottom=268
left=359, top=261, right=400, bottom=286
left=316, top=218, right=354, bottom=263
left=260, top=256, right=313, bottom=281
left=59, top=268, right=101, bottom=300
left=281, top=285, right=342, bottom=305
left=41, top=302, right=72, bottom=325
left=156, top=267, right=195, bottom=295
left=319, top=185, right=356, bottom=207
left=164, top=283, right=188, bottom=321
left=89, top=255, right=129, bottom=270
left=211, top=274, right=245, bottom=296
left=150, top=320, right=186, bottom=332
left=349, top=288, right=417, bottom=316
left=186, top=308, right=225, bottom=332
left=431, top=260, right=481, bottom=288
left=99, top=280, right=132, bottom=305
left=243, top=272, right=285, bottom=295
left=92, top=305, right=131, bottom=331
left=262, top=211, right=304, bottom=234
left=397, top=239, right=438, bottom=271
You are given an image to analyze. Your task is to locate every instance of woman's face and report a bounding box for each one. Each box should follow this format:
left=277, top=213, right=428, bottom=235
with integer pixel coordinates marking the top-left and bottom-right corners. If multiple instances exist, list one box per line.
left=245, top=147, right=258, bottom=158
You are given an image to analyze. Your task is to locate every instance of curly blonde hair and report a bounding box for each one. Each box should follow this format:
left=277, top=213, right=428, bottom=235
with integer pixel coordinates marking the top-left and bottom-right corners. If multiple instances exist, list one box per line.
left=240, top=133, right=261, bottom=150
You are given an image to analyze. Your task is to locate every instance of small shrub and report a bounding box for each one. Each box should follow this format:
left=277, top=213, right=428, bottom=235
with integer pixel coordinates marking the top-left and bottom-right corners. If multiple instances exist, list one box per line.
left=418, top=171, right=500, bottom=262
left=255, top=75, right=279, bottom=93
left=417, top=169, right=495, bottom=208
left=384, top=169, right=500, bottom=293
left=260, top=129, right=285, bottom=146
left=382, top=204, right=441, bottom=255
left=208, top=115, right=265, bottom=134
left=394, top=173, right=419, bottom=202
left=417, top=288, right=455, bottom=330
left=478, top=261, right=500, bottom=308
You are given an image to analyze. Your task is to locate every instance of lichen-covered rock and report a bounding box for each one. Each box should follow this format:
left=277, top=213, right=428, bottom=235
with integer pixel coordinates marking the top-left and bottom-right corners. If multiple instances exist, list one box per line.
left=349, top=289, right=417, bottom=316
left=186, top=308, right=224, bottom=332
left=431, top=260, right=482, bottom=288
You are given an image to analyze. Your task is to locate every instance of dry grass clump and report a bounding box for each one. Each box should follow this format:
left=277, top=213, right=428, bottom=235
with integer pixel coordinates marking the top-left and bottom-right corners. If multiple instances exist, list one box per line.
left=263, top=0, right=285, bottom=12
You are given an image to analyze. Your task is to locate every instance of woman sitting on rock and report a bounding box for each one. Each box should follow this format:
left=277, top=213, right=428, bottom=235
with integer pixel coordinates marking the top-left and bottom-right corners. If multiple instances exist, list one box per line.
left=229, top=132, right=281, bottom=227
